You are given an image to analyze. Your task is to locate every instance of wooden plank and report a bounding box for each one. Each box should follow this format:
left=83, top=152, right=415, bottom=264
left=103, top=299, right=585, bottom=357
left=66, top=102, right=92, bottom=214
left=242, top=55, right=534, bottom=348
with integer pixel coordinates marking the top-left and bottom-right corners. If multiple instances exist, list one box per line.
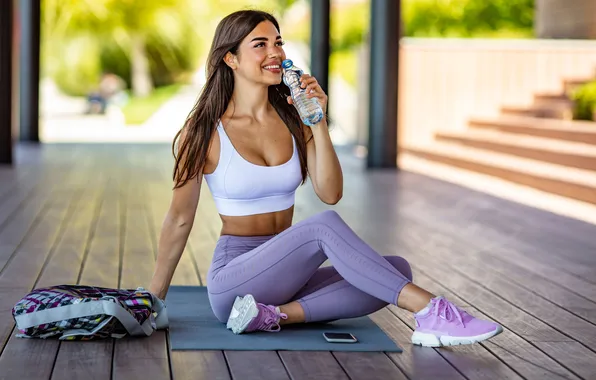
left=170, top=351, right=230, bottom=380
left=0, top=172, right=39, bottom=227
left=0, top=189, right=51, bottom=271
left=395, top=173, right=596, bottom=279
left=278, top=351, right=349, bottom=380
left=405, top=172, right=596, bottom=251
left=225, top=351, right=290, bottom=380
left=401, top=256, right=596, bottom=379
left=344, top=175, right=596, bottom=303
left=396, top=271, right=582, bottom=380
left=113, top=179, right=170, bottom=380
left=51, top=165, right=122, bottom=380
left=411, top=233, right=596, bottom=324
left=370, top=308, right=466, bottom=379
left=0, top=339, right=59, bottom=380
left=51, top=341, right=113, bottom=380
left=78, top=186, right=121, bottom=289
left=386, top=201, right=596, bottom=317
left=48, top=182, right=111, bottom=380
left=332, top=352, right=408, bottom=380
left=113, top=334, right=170, bottom=380
left=0, top=176, right=80, bottom=380
left=452, top=242, right=596, bottom=304
left=396, top=233, right=596, bottom=350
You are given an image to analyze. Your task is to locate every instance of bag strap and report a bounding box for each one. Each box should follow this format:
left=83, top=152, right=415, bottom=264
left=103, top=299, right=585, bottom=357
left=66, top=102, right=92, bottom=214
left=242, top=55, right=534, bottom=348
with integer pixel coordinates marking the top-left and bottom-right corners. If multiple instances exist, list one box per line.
left=151, top=295, right=169, bottom=330
left=14, top=299, right=154, bottom=337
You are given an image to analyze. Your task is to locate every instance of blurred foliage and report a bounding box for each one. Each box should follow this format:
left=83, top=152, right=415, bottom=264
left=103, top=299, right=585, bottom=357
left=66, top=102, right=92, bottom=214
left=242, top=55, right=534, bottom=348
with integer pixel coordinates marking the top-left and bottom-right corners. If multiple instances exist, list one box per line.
left=572, top=81, right=596, bottom=121
left=42, top=0, right=204, bottom=96
left=43, top=0, right=537, bottom=96
left=42, top=0, right=302, bottom=96
left=52, top=37, right=102, bottom=96
left=404, top=0, right=534, bottom=38
left=330, top=49, right=358, bottom=87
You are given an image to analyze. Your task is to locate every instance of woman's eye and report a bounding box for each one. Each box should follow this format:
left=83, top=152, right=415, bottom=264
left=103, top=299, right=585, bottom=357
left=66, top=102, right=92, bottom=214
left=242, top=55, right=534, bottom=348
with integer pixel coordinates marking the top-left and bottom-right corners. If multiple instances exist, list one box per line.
left=254, top=41, right=285, bottom=48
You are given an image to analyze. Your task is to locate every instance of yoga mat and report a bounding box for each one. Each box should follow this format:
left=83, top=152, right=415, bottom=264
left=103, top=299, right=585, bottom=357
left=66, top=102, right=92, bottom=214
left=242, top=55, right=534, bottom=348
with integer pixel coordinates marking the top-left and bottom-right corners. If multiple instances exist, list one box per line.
left=166, top=286, right=402, bottom=352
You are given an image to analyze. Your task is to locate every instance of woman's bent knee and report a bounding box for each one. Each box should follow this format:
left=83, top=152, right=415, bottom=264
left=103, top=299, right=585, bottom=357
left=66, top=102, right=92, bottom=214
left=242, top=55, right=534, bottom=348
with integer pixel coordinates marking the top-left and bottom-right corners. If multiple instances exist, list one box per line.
left=311, top=209, right=341, bottom=223
left=384, top=255, right=413, bottom=281
left=208, top=293, right=233, bottom=323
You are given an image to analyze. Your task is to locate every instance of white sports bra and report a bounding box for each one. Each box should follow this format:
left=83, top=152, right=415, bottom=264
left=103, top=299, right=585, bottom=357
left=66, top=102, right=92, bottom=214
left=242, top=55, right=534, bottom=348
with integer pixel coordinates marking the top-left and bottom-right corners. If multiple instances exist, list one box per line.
left=203, top=121, right=302, bottom=216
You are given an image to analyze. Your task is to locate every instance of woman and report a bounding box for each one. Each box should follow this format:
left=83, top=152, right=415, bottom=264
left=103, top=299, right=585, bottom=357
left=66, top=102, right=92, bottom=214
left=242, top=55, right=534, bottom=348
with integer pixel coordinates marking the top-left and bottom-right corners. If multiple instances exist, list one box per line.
left=148, top=9, right=502, bottom=348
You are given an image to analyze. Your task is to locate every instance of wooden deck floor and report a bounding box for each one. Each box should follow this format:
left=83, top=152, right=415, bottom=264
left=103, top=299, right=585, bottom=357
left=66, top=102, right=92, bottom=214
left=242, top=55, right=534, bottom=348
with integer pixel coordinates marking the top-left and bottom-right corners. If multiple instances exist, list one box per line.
left=1, top=143, right=595, bottom=380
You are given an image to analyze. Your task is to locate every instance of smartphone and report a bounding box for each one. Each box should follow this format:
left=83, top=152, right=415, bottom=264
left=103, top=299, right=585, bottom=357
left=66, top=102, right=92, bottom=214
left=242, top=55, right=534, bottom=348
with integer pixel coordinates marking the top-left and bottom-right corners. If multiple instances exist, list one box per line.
left=323, top=332, right=358, bottom=343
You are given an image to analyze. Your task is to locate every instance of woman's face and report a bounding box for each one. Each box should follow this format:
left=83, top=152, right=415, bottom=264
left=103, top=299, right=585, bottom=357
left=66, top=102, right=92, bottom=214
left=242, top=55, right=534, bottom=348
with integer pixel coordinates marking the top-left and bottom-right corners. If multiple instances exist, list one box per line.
left=230, top=21, right=287, bottom=86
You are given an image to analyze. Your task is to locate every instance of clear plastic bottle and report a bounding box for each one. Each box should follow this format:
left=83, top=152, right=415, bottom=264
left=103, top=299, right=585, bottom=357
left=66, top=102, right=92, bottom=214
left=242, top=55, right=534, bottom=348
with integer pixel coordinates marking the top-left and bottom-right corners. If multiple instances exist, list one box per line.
left=282, top=59, right=324, bottom=126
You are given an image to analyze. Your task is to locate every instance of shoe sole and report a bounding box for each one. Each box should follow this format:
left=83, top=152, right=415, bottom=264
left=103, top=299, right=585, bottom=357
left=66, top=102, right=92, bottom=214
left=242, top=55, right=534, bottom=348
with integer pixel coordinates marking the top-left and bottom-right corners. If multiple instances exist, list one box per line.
left=412, top=325, right=504, bottom=347
left=226, top=294, right=259, bottom=334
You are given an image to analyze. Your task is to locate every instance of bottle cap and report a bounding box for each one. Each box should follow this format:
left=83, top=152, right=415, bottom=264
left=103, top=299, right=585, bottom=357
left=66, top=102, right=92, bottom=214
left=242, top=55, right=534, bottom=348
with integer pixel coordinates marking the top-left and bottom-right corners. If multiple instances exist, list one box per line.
left=282, top=59, right=293, bottom=69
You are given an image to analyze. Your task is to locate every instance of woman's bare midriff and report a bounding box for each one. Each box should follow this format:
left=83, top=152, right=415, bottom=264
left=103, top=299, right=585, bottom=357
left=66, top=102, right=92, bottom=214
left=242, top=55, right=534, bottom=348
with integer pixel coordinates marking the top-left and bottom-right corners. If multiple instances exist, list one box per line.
left=219, top=206, right=295, bottom=236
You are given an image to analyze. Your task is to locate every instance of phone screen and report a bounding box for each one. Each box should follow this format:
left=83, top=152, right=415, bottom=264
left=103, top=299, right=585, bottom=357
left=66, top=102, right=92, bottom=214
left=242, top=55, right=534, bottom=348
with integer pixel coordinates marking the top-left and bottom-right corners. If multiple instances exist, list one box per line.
left=324, top=332, right=356, bottom=340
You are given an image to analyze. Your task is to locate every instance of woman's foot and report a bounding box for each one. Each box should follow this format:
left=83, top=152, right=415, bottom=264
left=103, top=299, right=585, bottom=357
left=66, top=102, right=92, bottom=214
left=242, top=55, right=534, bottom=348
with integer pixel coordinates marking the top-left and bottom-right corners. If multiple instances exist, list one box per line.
left=412, top=296, right=503, bottom=347
left=226, top=294, right=288, bottom=334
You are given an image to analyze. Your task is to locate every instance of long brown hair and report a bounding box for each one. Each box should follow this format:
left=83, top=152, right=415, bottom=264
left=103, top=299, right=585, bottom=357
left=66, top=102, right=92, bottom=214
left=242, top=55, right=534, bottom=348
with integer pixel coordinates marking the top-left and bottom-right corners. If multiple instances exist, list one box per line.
left=172, top=10, right=310, bottom=189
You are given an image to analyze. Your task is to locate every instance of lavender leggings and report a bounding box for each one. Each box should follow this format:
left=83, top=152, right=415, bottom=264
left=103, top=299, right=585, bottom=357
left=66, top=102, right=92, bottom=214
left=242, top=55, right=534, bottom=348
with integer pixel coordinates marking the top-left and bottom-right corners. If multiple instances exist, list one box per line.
left=206, top=210, right=413, bottom=323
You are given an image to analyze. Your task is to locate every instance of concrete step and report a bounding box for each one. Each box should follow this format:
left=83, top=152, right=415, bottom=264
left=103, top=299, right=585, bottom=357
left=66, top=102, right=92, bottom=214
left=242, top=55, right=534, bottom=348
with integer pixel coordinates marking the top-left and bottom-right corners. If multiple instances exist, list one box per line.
left=563, top=78, right=593, bottom=95
left=402, top=141, right=596, bottom=205
left=468, top=115, right=596, bottom=145
left=500, top=105, right=573, bottom=120
left=533, top=92, right=574, bottom=108
left=435, top=129, right=596, bottom=171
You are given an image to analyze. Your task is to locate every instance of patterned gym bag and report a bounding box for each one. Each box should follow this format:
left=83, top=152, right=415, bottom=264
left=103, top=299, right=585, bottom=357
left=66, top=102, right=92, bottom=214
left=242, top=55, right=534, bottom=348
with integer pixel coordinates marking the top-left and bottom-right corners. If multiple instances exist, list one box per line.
left=12, top=285, right=168, bottom=340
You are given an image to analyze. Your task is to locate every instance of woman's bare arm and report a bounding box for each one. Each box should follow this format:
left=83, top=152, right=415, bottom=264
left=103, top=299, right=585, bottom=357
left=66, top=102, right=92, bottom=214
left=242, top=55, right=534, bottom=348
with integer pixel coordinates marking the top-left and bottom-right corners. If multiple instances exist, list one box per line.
left=149, top=130, right=202, bottom=299
left=304, top=120, right=343, bottom=204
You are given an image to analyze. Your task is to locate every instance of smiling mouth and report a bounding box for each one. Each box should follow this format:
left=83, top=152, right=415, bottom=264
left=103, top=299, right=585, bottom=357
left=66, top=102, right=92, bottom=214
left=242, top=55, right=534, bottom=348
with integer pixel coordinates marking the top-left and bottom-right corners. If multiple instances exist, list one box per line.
left=263, top=65, right=281, bottom=72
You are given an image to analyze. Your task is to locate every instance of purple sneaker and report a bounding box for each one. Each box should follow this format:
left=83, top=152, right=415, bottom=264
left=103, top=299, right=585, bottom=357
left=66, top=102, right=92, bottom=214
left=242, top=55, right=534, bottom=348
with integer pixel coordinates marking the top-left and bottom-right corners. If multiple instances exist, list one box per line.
left=226, top=294, right=288, bottom=334
left=412, top=296, right=503, bottom=347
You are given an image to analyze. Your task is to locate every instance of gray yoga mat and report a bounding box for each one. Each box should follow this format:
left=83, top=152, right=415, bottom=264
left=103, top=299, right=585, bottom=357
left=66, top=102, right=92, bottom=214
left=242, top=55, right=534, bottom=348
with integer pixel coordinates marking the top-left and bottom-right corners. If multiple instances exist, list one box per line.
left=166, top=286, right=402, bottom=352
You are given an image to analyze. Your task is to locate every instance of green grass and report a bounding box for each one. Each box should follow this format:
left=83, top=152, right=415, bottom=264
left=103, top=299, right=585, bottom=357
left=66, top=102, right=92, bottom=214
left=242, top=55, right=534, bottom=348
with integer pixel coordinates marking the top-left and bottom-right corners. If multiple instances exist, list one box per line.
left=122, top=84, right=182, bottom=125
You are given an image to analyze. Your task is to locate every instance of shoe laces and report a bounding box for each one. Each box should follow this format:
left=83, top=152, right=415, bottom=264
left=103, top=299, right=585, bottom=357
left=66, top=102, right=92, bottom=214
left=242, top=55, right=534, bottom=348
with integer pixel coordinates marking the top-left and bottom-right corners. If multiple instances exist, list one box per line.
left=253, top=304, right=288, bottom=332
left=431, top=297, right=465, bottom=327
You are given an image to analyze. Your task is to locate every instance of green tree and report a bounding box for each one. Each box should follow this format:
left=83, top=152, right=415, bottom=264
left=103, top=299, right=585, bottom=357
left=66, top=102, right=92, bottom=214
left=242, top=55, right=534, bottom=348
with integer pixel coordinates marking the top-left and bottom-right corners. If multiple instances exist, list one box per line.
left=42, top=0, right=198, bottom=97
left=403, top=0, right=534, bottom=38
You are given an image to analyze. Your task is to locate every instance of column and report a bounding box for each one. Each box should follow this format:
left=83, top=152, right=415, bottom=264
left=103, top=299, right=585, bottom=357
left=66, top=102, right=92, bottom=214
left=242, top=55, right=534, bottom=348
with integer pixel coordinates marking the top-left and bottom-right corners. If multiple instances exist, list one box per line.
left=19, top=0, right=41, bottom=142
left=0, top=0, right=14, bottom=164
left=367, top=0, right=400, bottom=168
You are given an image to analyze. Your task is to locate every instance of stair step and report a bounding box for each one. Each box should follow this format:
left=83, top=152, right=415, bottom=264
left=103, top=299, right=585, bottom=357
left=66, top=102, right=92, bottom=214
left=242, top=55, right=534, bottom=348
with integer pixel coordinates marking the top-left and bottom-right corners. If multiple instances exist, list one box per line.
left=500, top=105, right=573, bottom=120
left=469, top=115, right=596, bottom=145
left=533, top=92, right=574, bottom=108
left=402, top=141, right=596, bottom=205
left=563, top=78, right=593, bottom=94
left=435, top=129, right=596, bottom=171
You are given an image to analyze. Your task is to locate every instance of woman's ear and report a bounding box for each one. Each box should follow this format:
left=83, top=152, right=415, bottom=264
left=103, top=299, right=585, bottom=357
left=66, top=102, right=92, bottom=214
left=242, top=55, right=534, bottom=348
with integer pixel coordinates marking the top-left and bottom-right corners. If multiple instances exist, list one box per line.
left=224, top=52, right=237, bottom=70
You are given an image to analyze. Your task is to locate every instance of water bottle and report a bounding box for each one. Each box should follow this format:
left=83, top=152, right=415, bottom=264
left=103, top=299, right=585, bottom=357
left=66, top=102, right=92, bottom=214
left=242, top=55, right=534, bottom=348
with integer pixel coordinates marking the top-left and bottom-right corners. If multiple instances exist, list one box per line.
left=282, top=59, right=324, bottom=126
